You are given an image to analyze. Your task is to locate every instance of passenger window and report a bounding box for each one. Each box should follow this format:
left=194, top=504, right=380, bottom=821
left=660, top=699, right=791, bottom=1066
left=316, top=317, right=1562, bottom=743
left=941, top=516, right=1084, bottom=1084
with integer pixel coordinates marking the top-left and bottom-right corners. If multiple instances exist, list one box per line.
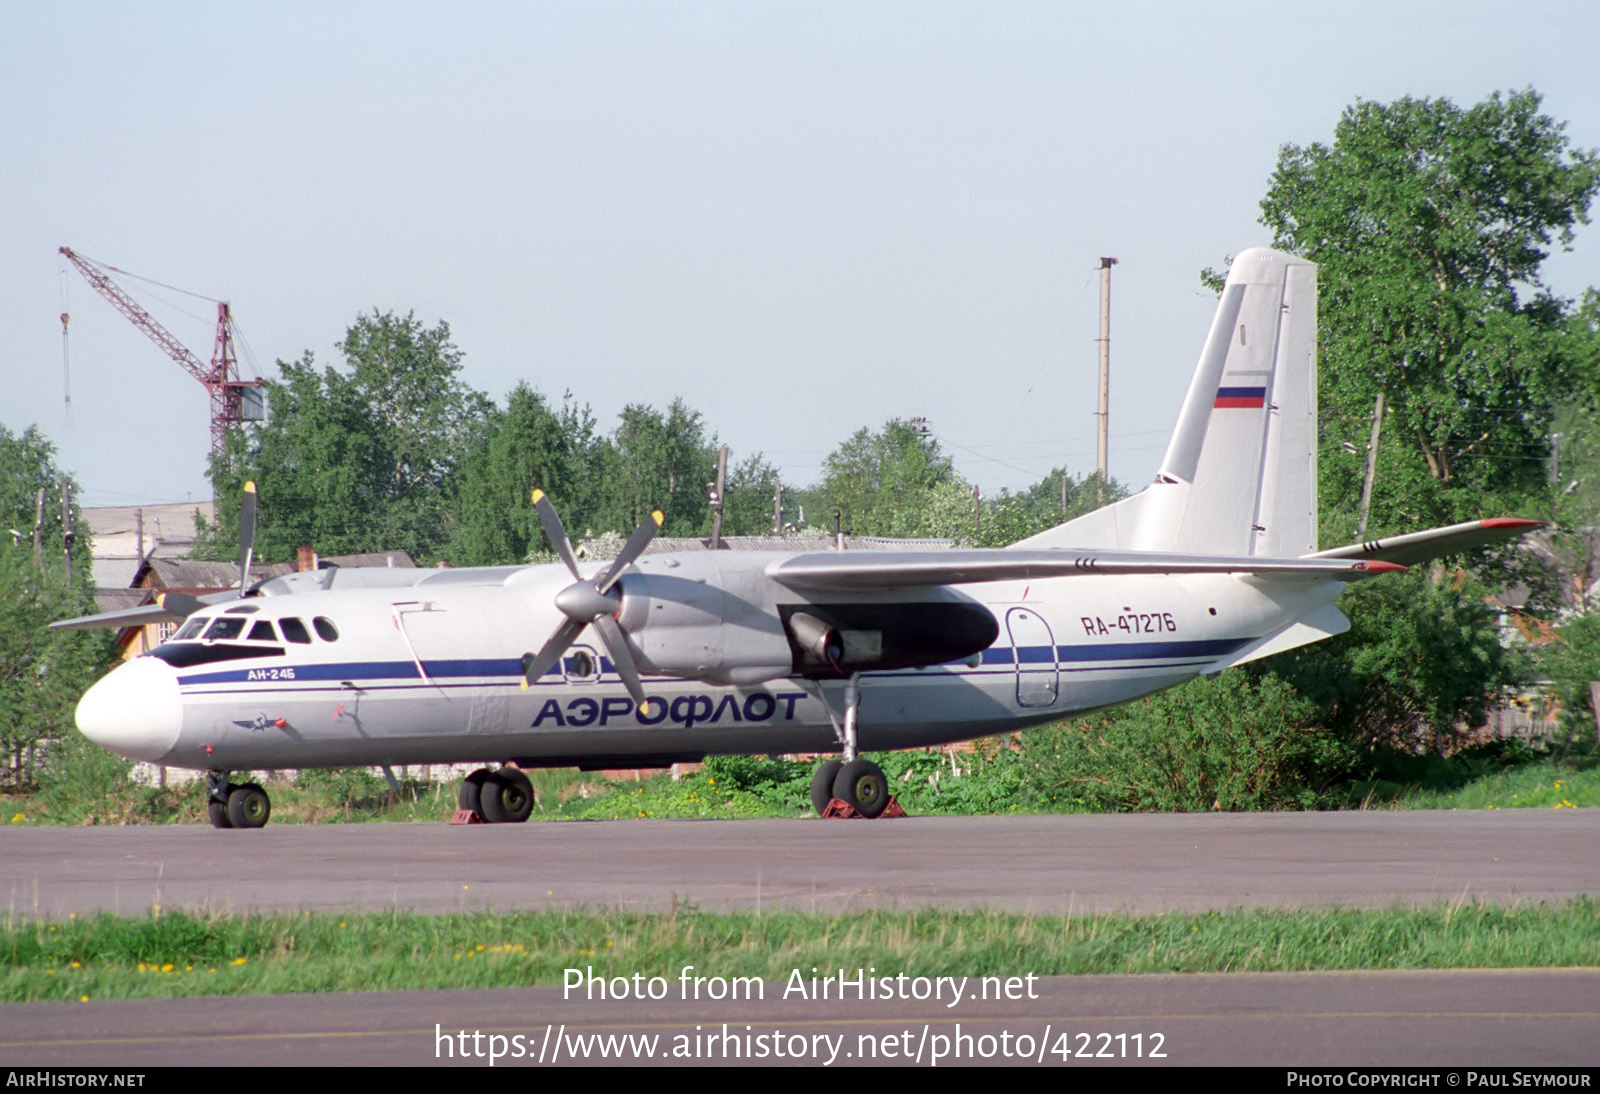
left=247, top=620, right=278, bottom=642
left=313, top=616, right=340, bottom=642
left=203, top=617, right=246, bottom=641
left=279, top=617, right=312, bottom=644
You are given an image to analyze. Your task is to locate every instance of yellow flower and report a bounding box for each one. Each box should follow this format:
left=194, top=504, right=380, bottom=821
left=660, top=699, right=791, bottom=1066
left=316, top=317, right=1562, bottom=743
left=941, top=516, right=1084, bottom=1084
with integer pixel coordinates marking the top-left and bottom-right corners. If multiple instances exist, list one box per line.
left=231, top=957, right=246, bottom=966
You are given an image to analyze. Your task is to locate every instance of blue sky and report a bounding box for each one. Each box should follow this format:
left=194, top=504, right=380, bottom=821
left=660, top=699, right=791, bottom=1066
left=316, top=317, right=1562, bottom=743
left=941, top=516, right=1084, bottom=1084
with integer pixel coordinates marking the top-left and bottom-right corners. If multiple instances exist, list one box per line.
left=4, top=1, right=1597, bottom=508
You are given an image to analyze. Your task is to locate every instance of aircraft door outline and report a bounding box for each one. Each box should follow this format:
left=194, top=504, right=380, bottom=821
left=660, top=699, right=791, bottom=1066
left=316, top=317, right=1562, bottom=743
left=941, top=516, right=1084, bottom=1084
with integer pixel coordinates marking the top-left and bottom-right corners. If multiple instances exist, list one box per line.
left=1005, top=607, right=1059, bottom=708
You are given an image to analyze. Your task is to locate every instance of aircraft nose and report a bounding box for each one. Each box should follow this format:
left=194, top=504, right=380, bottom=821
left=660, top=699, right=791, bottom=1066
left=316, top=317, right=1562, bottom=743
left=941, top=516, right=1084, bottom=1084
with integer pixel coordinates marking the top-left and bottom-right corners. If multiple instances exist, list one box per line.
left=77, top=657, right=183, bottom=763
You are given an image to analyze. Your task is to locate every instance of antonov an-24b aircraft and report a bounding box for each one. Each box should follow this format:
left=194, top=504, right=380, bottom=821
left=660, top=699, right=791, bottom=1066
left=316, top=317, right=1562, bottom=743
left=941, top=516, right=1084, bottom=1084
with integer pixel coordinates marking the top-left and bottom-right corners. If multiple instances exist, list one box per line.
left=56, top=249, right=1538, bottom=827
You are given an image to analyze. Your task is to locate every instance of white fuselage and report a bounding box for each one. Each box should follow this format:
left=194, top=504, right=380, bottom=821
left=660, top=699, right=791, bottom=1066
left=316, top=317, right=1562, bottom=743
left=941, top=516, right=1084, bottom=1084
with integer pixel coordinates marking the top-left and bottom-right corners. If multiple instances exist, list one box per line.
left=76, top=555, right=1343, bottom=772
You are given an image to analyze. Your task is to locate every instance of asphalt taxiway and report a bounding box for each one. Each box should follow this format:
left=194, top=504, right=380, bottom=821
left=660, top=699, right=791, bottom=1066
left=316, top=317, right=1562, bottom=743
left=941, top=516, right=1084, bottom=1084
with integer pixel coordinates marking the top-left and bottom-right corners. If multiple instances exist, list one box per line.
left=2, top=810, right=1596, bottom=1067
left=1, top=809, right=1595, bottom=918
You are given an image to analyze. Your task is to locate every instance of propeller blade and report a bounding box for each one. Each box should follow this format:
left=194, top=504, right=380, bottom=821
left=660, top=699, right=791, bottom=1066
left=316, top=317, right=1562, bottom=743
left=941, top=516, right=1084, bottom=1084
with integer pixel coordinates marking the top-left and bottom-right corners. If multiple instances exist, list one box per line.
left=520, top=617, right=585, bottom=689
left=236, top=481, right=258, bottom=595
left=531, top=489, right=582, bottom=581
left=599, top=509, right=664, bottom=594
left=593, top=614, right=651, bottom=712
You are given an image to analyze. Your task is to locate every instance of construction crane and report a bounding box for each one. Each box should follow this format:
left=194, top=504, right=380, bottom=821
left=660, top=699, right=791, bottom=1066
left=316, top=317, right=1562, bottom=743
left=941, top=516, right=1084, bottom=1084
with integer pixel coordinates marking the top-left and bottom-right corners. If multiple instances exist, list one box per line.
left=58, top=247, right=264, bottom=460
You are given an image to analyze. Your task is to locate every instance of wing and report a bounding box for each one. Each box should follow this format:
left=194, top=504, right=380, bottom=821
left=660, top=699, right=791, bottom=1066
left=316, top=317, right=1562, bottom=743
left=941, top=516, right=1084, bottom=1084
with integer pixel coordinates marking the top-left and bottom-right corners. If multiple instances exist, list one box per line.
left=49, top=590, right=234, bottom=632
left=1308, top=518, right=1543, bottom=567
left=765, top=548, right=1401, bottom=591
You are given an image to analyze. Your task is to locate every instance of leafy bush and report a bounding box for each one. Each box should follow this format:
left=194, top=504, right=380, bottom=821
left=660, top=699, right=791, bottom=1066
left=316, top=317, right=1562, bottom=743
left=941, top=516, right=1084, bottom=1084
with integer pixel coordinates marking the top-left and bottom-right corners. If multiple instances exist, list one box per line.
left=1542, top=611, right=1600, bottom=749
left=1019, top=670, right=1354, bottom=813
left=1265, top=573, right=1528, bottom=753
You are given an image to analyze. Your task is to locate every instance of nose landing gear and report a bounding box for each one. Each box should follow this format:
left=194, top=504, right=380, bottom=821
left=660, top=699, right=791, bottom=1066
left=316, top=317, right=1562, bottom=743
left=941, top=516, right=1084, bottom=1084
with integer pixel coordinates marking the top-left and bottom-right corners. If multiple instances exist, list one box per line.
left=206, top=772, right=272, bottom=829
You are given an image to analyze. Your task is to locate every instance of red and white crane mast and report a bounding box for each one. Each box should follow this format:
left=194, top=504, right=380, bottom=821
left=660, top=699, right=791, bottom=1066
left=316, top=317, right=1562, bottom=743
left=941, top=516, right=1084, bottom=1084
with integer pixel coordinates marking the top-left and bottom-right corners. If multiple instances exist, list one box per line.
left=58, top=247, right=263, bottom=458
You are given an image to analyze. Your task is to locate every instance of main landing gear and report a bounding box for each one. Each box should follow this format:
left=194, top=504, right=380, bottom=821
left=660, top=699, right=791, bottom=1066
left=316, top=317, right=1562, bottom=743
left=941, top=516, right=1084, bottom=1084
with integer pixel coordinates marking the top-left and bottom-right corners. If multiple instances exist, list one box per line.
left=810, top=674, right=901, bottom=819
left=206, top=772, right=272, bottom=829
left=454, top=766, right=535, bottom=824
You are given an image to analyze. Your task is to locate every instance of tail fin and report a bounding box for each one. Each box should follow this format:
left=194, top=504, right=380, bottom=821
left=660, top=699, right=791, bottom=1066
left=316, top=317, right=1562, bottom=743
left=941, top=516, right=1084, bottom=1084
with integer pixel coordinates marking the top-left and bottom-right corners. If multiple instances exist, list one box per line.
left=1015, top=247, right=1318, bottom=555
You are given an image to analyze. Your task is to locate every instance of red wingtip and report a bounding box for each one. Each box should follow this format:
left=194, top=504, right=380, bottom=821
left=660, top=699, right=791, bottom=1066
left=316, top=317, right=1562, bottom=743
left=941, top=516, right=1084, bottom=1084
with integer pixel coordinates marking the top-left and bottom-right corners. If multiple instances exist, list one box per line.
left=1360, top=560, right=1409, bottom=574
left=1479, top=518, right=1545, bottom=530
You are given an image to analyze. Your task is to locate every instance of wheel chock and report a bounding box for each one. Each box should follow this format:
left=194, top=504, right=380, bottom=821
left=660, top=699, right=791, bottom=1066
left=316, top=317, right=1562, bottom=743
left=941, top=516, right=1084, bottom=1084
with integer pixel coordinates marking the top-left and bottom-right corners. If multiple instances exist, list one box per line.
left=820, top=796, right=906, bottom=819
left=449, top=809, right=486, bottom=825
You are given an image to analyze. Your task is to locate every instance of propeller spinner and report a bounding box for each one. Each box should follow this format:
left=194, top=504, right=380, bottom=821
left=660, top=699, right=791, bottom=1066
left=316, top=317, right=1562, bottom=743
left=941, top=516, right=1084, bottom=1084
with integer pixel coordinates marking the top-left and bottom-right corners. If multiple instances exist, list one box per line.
left=520, top=490, right=663, bottom=713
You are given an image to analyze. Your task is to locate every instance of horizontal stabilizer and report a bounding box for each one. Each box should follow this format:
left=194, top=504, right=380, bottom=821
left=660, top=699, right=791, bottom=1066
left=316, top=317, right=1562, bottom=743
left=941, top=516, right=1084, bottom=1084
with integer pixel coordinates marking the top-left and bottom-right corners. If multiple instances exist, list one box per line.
left=767, top=549, right=1402, bottom=590
left=1211, top=601, right=1351, bottom=669
left=1309, top=518, right=1543, bottom=567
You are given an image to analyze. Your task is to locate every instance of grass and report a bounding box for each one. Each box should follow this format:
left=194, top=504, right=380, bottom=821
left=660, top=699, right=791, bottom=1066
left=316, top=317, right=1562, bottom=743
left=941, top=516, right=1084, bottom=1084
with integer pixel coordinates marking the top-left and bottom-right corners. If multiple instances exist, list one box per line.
left=5, top=733, right=1596, bottom=827
left=4, top=900, right=1597, bottom=1003
left=1346, top=748, right=1600, bottom=811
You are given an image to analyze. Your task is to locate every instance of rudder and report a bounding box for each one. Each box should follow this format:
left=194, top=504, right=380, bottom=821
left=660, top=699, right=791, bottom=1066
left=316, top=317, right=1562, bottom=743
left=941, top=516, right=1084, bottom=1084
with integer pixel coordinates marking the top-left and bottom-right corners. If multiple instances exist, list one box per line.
left=1014, top=248, right=1318, bottom=555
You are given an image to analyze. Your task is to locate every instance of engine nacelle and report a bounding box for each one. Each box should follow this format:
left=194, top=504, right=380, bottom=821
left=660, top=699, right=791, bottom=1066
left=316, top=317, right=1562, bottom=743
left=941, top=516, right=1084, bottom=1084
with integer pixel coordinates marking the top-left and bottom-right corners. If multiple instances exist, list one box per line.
left=613, top=553, right=998, bottom=685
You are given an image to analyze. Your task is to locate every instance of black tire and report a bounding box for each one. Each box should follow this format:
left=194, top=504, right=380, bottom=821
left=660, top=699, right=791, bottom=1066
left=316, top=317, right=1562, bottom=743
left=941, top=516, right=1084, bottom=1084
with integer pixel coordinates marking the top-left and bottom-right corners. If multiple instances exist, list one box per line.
left=832, top=758, right=889, bottom=819
left=810, top=758, right=843, bottom=816
left=207, top=798, right=233, bottom=829
left=479, top=768, right=535, bottom=824
left=458, top=768, right=490, bottom=814
left=226, top=782, right=271, bottom=829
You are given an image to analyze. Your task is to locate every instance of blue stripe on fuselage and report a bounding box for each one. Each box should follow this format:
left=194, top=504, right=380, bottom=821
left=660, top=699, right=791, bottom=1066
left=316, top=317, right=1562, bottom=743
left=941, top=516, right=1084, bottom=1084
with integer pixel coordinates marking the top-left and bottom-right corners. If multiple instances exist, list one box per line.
left=176, top=637, right=1257, bottom=687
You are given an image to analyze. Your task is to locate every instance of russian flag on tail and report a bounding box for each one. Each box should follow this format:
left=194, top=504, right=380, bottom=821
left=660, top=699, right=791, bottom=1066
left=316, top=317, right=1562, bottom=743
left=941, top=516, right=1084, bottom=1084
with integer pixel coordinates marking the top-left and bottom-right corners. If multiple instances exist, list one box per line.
left=1213, top=386, right=1266, bottom=408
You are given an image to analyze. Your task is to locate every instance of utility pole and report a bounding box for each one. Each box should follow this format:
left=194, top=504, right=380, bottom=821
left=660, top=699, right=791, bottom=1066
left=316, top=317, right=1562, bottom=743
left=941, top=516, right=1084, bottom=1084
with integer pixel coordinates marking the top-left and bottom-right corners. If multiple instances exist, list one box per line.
left=708, top=443, right=728, bottom=549
left=772, top=480, right=784, bottom=534
left=1096, top=256, right=1117, bottom=503
left=32, top=488, right=45, bottom=553
left=59, top=481, right=73, bottom=585
left=1356, top=392, right=1385, bottom=538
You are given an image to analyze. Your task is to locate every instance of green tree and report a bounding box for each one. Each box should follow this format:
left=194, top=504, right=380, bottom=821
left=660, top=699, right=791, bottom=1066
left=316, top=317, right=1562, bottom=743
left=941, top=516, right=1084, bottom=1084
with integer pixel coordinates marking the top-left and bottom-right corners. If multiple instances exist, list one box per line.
left=972, top=469, right=1128, bottom=547
left=1252, top=90, right=1600, bottom=546
left=721, top=453, right=783, bottom=536
left=0, top=424, right=90, bottom=568
left=208, top=312, right=492, bottom=562
left=0, top=426, right=106, bottom=790
left=449, top=384, right=604, bottom=565
left=599, top=399, right=719, bottom=537
left=1264, top=572, right=1526, bottom=754
left=818, top=420, right=964, bottom=537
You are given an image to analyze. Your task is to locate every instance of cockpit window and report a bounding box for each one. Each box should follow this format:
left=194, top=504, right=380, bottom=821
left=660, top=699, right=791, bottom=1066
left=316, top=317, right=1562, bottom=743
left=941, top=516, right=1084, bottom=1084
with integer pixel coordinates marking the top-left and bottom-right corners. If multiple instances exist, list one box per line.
left=279, top=617, right=312, bottom=644
left=172, top=617, right=207, bottom=641
left=203, top=617, right=246, bottom=641
left=247, top=620, right=278, bottom=642
left=313, top=617, right=340, bottom=642
left=149, top=642, right=285, bottom=668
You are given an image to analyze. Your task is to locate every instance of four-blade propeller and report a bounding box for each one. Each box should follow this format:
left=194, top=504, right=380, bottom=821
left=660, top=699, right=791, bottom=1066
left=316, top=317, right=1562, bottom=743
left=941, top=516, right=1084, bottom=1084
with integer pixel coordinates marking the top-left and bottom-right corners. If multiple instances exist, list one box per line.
left=520, top=490, right=663, bottom=712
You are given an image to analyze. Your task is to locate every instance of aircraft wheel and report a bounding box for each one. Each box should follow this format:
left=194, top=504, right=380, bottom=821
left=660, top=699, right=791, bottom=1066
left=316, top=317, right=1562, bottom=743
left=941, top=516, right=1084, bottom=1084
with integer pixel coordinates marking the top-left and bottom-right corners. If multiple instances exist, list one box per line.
left=810, top=758, right=843, bottom=816
left=226, top=782, right=272, bottom=829
left=458, top=768, right=491, bottom=814
left=207, top=797, right=234, bottom=829
left=480, top=768, right=534, bottom=824
left=832, top=759, right=889, bottom=819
